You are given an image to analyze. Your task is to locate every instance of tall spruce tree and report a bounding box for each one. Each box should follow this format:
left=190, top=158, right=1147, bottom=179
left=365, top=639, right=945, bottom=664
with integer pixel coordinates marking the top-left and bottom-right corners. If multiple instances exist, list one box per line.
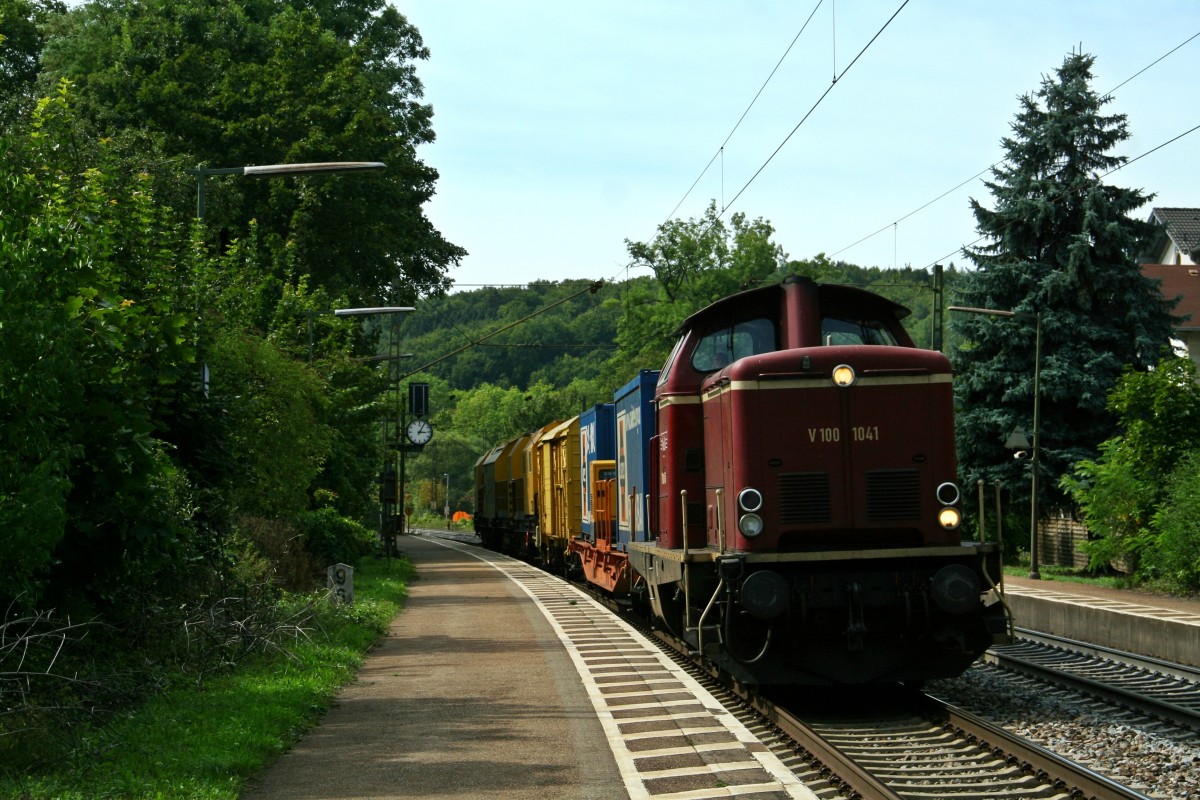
left=951, top=52, right=1176, bottom=520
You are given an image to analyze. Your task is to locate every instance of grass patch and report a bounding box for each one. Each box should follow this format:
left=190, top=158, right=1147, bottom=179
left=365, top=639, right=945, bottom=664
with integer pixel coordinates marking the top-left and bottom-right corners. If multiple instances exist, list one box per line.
left=1, top=556, right=413, bottom=800
left=1003, top=563, right=1135, bottom=589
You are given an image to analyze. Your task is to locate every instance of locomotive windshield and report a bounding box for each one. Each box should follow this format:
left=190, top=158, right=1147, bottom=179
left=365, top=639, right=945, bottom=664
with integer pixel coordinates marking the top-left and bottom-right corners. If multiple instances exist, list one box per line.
left=821, top=315, right=900, bottom=346
left=691, top=317, right=776, bottom=372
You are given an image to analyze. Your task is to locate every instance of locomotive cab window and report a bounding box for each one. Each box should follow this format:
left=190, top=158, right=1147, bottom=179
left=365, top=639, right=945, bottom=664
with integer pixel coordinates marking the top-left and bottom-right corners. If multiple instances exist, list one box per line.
left=692, top=317, right=776, bottom=373
left=658, top=336, right=686, bottom=387
left=821, top=315, right=899, bottom=346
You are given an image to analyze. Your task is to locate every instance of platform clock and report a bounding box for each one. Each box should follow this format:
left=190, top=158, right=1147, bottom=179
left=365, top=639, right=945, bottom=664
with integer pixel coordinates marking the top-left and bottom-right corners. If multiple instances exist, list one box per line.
left=406, top=418, right=432, bottom=446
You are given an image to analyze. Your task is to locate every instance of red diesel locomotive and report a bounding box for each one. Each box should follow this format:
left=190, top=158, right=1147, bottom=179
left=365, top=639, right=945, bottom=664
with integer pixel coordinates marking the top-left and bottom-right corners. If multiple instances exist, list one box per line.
left=477, top=276, right=1010, bottom=686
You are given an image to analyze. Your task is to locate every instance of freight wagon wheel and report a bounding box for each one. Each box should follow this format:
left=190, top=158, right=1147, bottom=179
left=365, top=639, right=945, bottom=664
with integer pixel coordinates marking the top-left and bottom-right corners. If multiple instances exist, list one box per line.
left=566, top=553, right=584, bottom=582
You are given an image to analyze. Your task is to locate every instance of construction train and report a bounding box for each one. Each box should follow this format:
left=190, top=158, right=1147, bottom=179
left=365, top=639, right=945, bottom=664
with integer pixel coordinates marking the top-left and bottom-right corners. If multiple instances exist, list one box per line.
left=474, top=275, right=1010, bottom=686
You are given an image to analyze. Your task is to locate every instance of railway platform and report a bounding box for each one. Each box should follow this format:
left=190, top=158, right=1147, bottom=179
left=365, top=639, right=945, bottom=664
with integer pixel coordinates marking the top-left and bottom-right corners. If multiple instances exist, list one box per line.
left=1001, top=575, right=1200, bottom=668
left=241, top=530, right=818, bottom=800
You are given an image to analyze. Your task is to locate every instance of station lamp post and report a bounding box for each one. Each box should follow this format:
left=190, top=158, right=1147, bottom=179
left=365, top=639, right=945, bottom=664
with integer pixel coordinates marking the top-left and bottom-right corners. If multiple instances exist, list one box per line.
left=187, top=161, right=386, bottom=220
left=949, top=306, right=1043, bottom=580
left=334, top=306, right=416, bottom=548
left=305, top=306, right=416, bottom=364
left=185, top=160, right=386, bottom=390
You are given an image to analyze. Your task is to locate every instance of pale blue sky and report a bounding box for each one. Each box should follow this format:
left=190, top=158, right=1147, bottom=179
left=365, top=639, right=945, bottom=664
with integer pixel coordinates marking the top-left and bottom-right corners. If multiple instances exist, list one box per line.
left=400, top=1, right=1200, bottom=291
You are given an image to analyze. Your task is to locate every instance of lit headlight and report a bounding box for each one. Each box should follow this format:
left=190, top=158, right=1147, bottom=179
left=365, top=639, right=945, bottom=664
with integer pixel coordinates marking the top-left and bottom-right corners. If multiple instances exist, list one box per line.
left=738, top=513, right=764, bottom=537
left=831, top=364, right=856, bottom=387
left=937, top=506, right=962, bottom=529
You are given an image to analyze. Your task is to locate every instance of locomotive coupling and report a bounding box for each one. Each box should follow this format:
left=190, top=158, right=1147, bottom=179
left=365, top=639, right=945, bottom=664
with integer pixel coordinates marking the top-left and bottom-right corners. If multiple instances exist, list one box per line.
left=716, top=555, right=744, bottom=581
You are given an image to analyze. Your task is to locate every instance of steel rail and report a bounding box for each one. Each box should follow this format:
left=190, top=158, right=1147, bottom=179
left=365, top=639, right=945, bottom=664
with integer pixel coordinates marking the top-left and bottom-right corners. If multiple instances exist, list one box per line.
left=438, top=530, right=1161, bottom=799
left=987, top=634, right=1200, bottom=731
left=919, top=694, right=1156, bottom=800
left=1011, top=626, right=1200, bottom=682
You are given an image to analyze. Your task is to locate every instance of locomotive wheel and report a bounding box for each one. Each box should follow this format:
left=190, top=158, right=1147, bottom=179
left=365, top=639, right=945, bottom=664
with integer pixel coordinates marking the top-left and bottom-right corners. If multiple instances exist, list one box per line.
left=652, top=581, right=688, bottom=641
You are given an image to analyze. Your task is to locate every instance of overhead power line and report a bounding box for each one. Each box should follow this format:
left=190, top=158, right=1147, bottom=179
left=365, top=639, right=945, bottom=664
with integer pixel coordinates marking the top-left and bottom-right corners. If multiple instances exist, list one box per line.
left=919, top=121, right=1200, bottom=272
left=616, top=0, right=910, bottom=288
left=721, top=0, right=911, bottom=215
left=664, top=0, right=826, bottom=223
left=835, top=30, right=1200, bottom=266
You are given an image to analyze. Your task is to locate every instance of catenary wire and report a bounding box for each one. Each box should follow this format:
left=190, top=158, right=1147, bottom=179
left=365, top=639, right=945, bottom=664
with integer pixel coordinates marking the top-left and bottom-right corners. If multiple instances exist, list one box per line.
left=663, top=0, right=825, bottom=223
left=611, top=0, right=911, bottom=289
left=721, top=0, right=911, bottom=215
left=918, top=121, right=1200, bottom=273
left=834, top=30, right=1200, bottom=266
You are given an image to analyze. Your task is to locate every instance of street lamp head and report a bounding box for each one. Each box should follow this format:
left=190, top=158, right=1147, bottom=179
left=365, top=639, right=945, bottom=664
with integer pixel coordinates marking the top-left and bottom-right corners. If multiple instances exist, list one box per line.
left=242, top=162, right=386, bottom=177
left=333, top=307, right=415, bottom=317
left=360, top=353, right=414, bottom=363
left=947, top=305, right=1017, bottom=317
left=189, top=161, right=385, bottom=221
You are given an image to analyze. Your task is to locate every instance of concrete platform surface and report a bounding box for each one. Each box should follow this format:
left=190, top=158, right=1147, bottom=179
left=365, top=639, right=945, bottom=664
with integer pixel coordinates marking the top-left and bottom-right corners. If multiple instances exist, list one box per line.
left=1002, top=575, right=1200, bottom=667
left=241, top=532, right=622, bottom=800
left=241, top=533, right=818, bottom=800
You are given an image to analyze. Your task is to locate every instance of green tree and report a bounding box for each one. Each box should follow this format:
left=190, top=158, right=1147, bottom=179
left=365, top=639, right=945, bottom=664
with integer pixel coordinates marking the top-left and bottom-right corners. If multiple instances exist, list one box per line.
left=0, top=0, right=64, bottom=129
left=38, top=0, right=464, bottom=303
left=951, top=52, right=1176, bottom=519
left=619, top=201, right=788, bottom=371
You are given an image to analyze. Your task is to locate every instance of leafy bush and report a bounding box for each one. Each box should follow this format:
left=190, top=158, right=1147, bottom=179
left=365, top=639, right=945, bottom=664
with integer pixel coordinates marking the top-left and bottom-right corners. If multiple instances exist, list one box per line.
left=236, top=517, right=319, bottom=592
left=1146, top=452, right=1200, bottom=593
left=295, top=508, right=376, bottom=570
left=1063, top=441, right=1157, bottom=573
left=209, top=331, right=333, bottom=520
left=1063, top=356, right=1200, bottom=578
left=0, top=88, right=201, bottom=609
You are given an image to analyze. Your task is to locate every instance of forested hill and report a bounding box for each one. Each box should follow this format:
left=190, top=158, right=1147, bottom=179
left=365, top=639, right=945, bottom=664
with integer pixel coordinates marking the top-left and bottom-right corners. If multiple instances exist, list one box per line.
left=400, top=278, right=630, bottom=391
left=401, top=262, right=957, bottom=393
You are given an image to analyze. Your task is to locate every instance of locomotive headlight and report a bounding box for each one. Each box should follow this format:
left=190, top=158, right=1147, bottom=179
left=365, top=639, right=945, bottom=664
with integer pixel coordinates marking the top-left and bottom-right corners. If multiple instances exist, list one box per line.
left=738, top=513, right=764, bottom=537
left=936, top=482, right=961, bottom=506
left=935, top=481, right=961, bottom=529
left=831, top=364, right=857, bottom=387
left=738, top=487, right=763, bottom=512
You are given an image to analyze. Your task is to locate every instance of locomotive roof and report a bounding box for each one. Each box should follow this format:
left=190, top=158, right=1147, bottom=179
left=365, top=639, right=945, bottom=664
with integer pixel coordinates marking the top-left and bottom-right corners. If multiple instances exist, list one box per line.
left=673, top=275, right=912, bottom=336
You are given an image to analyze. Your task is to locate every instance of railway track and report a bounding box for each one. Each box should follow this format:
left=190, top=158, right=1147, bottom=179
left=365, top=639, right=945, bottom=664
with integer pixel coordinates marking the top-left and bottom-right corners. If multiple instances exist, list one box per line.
left=642, top=624, right=1156, bottom=800
left=424, top=532, right=1173, bottom=798
left=986, top=628, right=1200, bottom=732
left=785, top=692, right=1156, bottom=800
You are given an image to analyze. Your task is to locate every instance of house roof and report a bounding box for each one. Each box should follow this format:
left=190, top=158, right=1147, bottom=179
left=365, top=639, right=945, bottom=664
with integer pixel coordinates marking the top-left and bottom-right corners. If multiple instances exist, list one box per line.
left=1142, top=264, right=1200, bottom=330
left=1143, top=207, right=1200, bottom=261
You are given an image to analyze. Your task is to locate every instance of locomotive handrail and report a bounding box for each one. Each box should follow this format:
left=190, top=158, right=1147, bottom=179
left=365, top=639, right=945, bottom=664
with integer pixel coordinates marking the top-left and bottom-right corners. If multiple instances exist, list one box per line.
left=681, top=490, right=692, bottom=633
left=696, top=576, right=725, bottom=660
left=716, top=488, right=726, bottom=555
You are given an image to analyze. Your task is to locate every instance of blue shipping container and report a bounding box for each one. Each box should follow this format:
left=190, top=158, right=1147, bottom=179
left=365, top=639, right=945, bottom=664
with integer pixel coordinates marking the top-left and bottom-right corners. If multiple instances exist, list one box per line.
left=578, top=403, right=615, bottom=540
left=614, top=370, right=659, bottom=549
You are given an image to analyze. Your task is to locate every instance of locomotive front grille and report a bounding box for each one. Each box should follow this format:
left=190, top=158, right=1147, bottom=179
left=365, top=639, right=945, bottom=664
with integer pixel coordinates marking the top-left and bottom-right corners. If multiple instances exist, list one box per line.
left=865, top=469, right=921, bottom=520
left=779, top=472, right=831, bottom=524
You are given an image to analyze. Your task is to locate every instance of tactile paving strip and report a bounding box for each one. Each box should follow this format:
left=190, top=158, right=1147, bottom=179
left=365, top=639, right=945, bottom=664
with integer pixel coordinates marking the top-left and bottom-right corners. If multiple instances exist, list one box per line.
left=432, top=538, right=819, bottom=800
